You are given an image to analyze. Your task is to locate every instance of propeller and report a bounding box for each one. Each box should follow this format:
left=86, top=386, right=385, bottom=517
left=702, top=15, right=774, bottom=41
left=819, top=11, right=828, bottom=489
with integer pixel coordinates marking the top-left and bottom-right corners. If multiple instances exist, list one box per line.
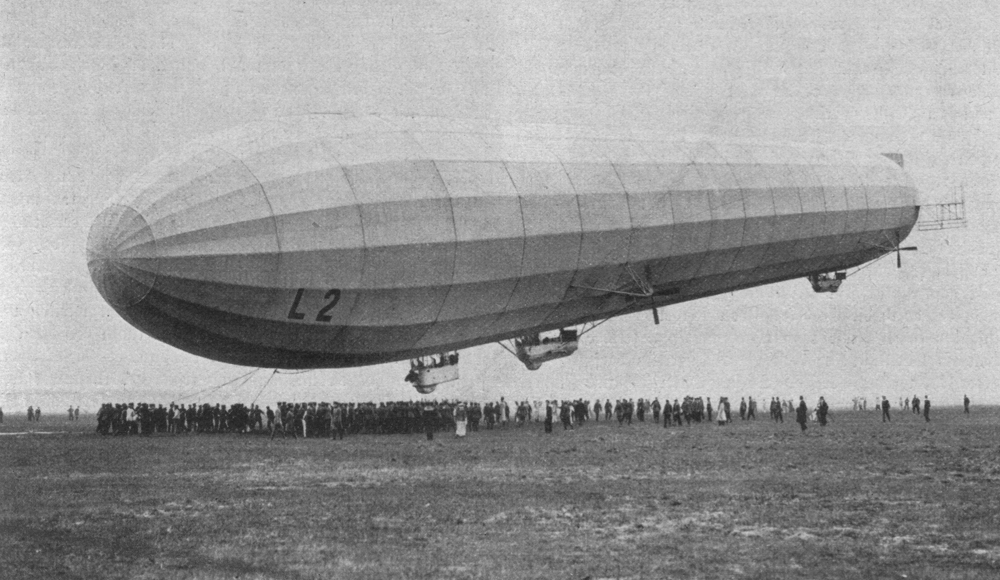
left=893, top=232, right=918, bottom=269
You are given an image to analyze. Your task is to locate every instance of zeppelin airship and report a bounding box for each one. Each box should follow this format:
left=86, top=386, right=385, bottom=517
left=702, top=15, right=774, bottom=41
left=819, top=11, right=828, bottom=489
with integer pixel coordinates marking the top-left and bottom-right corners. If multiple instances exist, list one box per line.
left=87, top=114, right=919, bottom=390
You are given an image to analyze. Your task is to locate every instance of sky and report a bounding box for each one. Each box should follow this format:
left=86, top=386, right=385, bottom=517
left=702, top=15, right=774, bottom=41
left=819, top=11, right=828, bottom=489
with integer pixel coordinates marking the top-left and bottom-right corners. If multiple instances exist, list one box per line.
left=2, top=0, right=997, bottom=411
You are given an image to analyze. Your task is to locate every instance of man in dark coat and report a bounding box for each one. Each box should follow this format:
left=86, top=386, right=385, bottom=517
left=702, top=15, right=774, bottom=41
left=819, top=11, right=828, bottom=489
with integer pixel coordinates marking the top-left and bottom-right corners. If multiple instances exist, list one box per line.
left=796, top=397, right=808, bottom=432
left=421, top=402, right=438, bottom=440
left=330, top=404, right=346, bottom=440
left=672, top=400, right=683, bottom=427
left=923, top=396, right=931, bottom=422
left=816, top=397, right=829, bottom=427
left=881, top=396, right=891, bottom=423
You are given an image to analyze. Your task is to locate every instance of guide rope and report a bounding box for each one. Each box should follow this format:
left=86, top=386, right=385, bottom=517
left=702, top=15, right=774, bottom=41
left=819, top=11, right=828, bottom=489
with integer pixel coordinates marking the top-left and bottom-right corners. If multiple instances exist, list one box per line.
left=251, top=369, right=278, bottom=406
left=174, top=368, right=261, bottom=402
left=847, top=251, right=891, bottom=277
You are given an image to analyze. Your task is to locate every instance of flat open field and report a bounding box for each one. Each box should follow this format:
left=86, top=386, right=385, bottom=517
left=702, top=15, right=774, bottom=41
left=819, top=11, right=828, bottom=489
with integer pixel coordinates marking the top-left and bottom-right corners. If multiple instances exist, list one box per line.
left=1, top=407, right=998, bottom=580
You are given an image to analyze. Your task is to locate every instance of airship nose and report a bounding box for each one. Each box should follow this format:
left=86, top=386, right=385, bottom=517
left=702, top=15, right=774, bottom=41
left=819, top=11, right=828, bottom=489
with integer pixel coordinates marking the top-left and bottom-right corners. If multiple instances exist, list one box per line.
left=87, top=204, right=158, bottom=309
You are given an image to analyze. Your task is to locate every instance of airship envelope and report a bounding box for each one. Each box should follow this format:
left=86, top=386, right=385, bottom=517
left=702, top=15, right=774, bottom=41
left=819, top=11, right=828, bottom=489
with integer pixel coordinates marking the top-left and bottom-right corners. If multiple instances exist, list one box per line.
left=87, top=115, right=919, bottom=369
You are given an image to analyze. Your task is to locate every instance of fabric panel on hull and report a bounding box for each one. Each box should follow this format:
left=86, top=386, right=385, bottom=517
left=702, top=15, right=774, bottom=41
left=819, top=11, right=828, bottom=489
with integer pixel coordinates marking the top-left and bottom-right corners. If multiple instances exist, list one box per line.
left=134, top=152, right=267, bottom=234
left=574, top=190, right=633, bottom=268
left=434, top=161, right=519, bottom=199
left=810, top=156, right=851, bottom=235
left=411, top=160, right=526, bottom=348
left=725, top=149, right=779, bottom=288
left=341, top=160, right=454, bottom=351
left=412, top=202, right=524, bottom=348
left=108, top=146, right=282, bottom=321
left=262, top=166, right=359, bottom=225
left=614, top=161, right=684, bottom=281
left=691, top=146, right=746, bottom=288
left=272, top=208, right=365, bottom=287
left=783, top=158, right=828, bottom=263
left=141, top=216, right=276, bottom=261
left=543, top=186, right=632, bottom=326
left=856, top=160, right=893, bottom=233
left=495, top=194, right=580, bottom=327
left=829, top=150, right=872, bottom=234
left=354, top=205, right=454, bottom=310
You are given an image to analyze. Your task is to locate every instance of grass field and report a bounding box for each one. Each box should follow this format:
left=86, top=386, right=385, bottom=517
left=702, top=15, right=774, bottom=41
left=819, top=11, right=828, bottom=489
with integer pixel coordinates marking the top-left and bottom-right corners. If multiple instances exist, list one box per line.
left=1, top=406, right=998, bottom=579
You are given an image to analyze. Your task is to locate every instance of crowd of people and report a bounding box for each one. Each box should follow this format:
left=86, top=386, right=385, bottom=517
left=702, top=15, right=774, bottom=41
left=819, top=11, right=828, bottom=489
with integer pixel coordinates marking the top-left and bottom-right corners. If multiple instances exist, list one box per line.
left=80, top=393, right=966, bottom=440
left=1, top=394, right=971, bottom=436
left=849, top=394, right=973, bottom=423
left=850, top=395, right=972, bottom=418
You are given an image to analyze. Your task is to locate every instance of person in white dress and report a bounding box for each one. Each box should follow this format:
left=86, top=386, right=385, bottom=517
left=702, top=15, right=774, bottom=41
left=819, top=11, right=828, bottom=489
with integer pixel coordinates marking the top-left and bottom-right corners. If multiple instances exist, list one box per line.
left=454, top=403, right=468, bottom=438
